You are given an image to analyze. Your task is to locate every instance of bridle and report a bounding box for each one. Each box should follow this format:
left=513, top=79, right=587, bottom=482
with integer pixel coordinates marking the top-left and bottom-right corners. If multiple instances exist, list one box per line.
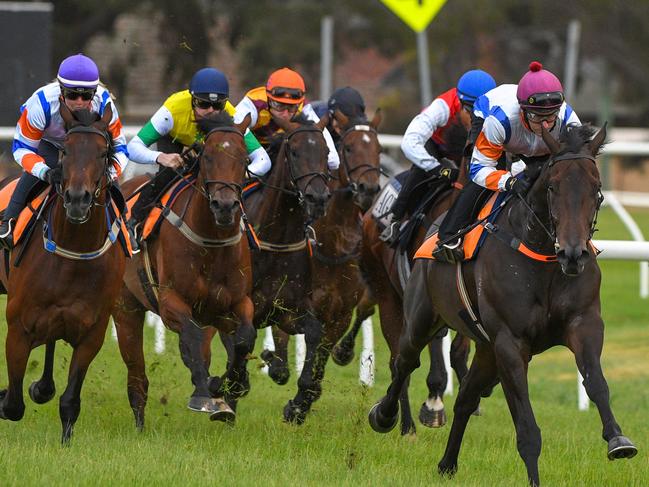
left=337, top=124, right=382, bottom=196
left=518, top=152, right=603, bottom=249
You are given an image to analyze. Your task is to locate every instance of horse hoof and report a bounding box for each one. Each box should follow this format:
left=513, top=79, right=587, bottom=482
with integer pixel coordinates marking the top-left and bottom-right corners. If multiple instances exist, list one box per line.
left=283, top=400, right=307, bottom=425
left=268, top=365, right=290, bottom=386
left=331, top=345, right=354, bottom=366
left=418, top=402, right=446, bottom=428
left=607, top=436, right=638, bottom=460
left=28, top=381, right=56, bottom=404
left=187, top=396, right=219, bottom=414
left=438, top=461, right=458, bottom=478
left=209, top=399, right=235, bottom=423
left=260, top=349, right=274, bottom=363
left=368, top=401, right=398, bottom=433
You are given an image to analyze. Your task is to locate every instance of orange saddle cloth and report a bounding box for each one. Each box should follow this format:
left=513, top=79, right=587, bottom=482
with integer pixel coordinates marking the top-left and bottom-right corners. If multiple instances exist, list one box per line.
left=0, top=179, right=51, bottom=245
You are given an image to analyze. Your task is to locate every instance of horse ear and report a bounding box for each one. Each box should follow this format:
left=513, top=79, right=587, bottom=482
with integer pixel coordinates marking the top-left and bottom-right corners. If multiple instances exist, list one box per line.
left=316, top=113, right=329, bottom=131
left=589, top=122, right=607, bottom=156
left=100, top=103, right=113, bottom=127
left=59, top=97, right=75, bottom=127
left=235, top=113, right=252, bottom=134
left=333, top=109, right=348, bottom=128
left=370, top=108, right=382, bottom=130
left=540, top=123, right=561, bottom=155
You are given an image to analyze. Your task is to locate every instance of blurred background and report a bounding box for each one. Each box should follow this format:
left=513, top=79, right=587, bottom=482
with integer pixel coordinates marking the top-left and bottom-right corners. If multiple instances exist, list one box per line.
left=1, top=0, right=649, bottom=190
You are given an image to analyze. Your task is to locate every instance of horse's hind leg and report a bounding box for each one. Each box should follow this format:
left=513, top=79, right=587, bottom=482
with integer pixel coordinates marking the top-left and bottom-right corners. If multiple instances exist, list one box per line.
left=419, top=331, right=448, bottom=428
left=331, top=293, right=375, bottom=366
left=113, top=287, right=148, bottom=430
left=59, top=320, right=107, bottom=443
left=260, top=326, right=290, bottom=385
left=566, top=313, right=637, bottom=460
left=438, top=344, right=498, bottom=478
left=0, top=323, right=31, bottom=421
left=29, top=341, right=57, bottom=404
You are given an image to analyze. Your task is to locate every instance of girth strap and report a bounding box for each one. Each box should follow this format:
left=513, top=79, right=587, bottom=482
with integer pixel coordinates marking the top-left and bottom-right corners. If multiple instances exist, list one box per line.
left=162, top=207, right=244, bottom=248
left=455, top=262, right=490, bottom=342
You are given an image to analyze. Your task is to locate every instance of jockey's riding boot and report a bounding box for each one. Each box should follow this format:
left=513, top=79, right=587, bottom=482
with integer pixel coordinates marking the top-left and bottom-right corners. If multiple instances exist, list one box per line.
left=433, top=181, right=487, bottom=264
left=379, top=165, right=428, bottom=245
left=125, top=217, right=141, bottom=254
left=0, top=218, right=16, bottom=250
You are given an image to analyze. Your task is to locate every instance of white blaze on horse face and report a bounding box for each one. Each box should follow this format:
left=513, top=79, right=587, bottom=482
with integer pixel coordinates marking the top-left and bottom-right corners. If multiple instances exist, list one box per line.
left=308, top=137, right=317, bottom=146
left=362, top=133, right=371, bottom=144
left=222, top=141, right=230, bottom=149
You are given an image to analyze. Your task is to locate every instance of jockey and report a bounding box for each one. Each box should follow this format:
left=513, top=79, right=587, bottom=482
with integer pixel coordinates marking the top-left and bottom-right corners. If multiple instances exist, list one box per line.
left=0, top=53, right=128, bottom=249
left=433, top=61, right=581, bottom=263
left=380, top=69, right=497, bottom=243
left=233, top=67, right=340, bottom=172
left=309, top=86, right=368, bottom=145
left=126, top=67, right=271, bottom=252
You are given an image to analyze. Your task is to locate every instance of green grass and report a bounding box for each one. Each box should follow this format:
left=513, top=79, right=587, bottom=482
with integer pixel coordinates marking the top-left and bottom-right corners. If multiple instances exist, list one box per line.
left=0, top=208, right=647, bottom=486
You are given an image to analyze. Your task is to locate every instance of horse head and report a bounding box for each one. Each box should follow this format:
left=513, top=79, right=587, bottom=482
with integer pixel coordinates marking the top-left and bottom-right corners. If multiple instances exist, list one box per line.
left=539, top=123, right=606, bottom=276
left=197, top=113, right=251, bottom=226
left=59, top=102, right=113, bottom=223
left=334, top=108, right=382, bottom=211
left=274, top=113, right=331, bottom=220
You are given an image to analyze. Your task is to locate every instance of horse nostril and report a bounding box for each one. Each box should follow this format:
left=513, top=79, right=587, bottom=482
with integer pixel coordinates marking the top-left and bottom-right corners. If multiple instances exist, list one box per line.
left=63, top=190, right=72, bottom=205
left=82, top=191, right=92, bottom=206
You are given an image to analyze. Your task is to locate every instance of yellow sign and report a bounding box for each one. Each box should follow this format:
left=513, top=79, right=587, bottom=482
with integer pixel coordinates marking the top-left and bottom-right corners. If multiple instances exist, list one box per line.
left=380, top=0, right=447, bottom=32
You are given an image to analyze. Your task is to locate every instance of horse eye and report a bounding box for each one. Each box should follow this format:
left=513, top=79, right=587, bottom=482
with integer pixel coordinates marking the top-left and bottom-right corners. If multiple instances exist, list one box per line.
left=345, top=145, right=352, bottom=153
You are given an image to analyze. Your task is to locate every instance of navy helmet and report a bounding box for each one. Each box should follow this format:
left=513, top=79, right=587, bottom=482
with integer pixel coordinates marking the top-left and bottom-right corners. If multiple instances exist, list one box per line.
left=189, top=68, right=229, bottom=101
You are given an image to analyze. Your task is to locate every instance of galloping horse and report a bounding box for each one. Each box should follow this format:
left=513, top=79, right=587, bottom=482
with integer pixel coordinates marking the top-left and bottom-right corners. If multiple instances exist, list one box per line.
left=243, top=113, right=331, bottom=423
left=113, top=113, right=255, bottom=428
left=266, top=109, right=382, bottom=420
left=368, top=124, right=637, bottom=486
left=359, top=142, right=471, bottom=435
left=0, top=105, right=126, bottom=442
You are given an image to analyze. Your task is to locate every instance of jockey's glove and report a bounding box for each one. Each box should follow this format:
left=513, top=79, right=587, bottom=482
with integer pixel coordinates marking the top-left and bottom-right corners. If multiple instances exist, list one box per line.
left=430, top=165, right=459, bottom=183
left=45, top=167, right=63, bottom=186
left=504, top=176, right=530, bottom=195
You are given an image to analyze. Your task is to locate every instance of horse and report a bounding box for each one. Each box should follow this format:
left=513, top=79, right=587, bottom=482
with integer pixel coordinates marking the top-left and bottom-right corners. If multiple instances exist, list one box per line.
left=242, top=113, right=331, bottom=423
left=262, top=109, right=383, bottom=419
left=358, top=131, right=472, bottom=435
left=112, top=112, right=255, bottom=428
left=368, top=124, right=638, bottom=486
left=0, top=104, right=126, bottom=443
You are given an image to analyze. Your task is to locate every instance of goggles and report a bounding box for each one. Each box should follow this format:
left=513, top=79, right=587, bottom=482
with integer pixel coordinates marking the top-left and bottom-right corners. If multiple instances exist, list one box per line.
left=526, top=109, right=559, bottom=123
left=267, top=87, right=304, bottom=101
left=62, top=87, right=96, bottom=101
left=192, top=96, right=228, bottom=111
left=522, top=91, right=564, bottom=109
left=268, top=99, right=299, bottom=113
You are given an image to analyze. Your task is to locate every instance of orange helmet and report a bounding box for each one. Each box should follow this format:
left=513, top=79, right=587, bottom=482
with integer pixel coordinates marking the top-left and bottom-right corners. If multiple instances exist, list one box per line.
left=266, top=68, right=306, bottom=105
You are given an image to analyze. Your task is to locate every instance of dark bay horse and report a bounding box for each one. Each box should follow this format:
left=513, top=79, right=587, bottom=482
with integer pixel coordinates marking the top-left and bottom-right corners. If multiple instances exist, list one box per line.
left=0, top=105, right=126, bottom=442
left=368, top=124, right=637, bottom=486
left=267, top=109, right=383, bottom=420
left=243, top=113, right=331, bottom=423
left=113, top=113, right=255, bottom=428
left=358, top=153, right=471, bottom=435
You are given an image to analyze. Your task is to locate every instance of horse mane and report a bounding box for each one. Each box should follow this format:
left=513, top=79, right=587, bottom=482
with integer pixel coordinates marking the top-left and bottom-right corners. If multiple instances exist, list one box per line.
left=196, top=111, right=235, bottom=135
left=291, top=112, right=315, bottom=126
left=559, top=123, right=604, bottom=156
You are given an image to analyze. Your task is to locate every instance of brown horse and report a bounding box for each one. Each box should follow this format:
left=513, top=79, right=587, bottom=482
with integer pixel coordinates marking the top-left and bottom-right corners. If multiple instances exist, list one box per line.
left=359, top=153, right=472, bottom=435
left=368, top=124, right=637, bottom=486
left=243, top=113, right=331, bottom=423
left=264, top=109, right=383, bottom=420
left=0, top=104, right=126, bottom=443
left=113, top=112, right=255, bottom=428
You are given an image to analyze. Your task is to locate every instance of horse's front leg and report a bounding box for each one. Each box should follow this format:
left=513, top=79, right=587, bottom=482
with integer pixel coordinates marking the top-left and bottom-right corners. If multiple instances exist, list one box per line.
left=283, top=312, right=327, bottom=425
left=0, top=322, right=31, bottom=422
left=28, top=340, right=57, bottom=404
left=492, top=331, right=540, bottom=487
left=260, top=326, right=290, bottom=385
left=419, top=330, right=448, bottom=428
left=331, top=293, right=375, bottom=366
left=566, top=312, right=637, bottom=460
left=59, top=317, right=108, bottom=444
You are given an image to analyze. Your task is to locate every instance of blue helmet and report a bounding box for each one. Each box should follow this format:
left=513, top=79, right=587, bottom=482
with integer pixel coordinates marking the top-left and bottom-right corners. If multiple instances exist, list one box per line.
left=189, top=68, right=229, bottom=101
left=456, top=70, right=496, bottom=104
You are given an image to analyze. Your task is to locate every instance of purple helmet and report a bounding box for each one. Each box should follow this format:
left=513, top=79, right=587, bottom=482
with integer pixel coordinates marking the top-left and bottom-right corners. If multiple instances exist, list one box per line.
left=517, top=61, right=564, bottom=111
left=57, top=54, right=100, bottom=89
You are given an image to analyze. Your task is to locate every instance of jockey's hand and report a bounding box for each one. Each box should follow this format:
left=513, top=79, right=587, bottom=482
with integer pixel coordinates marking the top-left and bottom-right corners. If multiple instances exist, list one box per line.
left=504, top=176, right=531, bottom=195
left=156, top=153, right=184, bottom=169
left=430, top=165, right=459, bottom=182
left=45, top=167, right=62, bottom=185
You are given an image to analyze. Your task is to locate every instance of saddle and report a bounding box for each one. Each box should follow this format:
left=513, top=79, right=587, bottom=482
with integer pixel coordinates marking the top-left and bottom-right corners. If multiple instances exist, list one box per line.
left=0, top=179, right=51, bottom=247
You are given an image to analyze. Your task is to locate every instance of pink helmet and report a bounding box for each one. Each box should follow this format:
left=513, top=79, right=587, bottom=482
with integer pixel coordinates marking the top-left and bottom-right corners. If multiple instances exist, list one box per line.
left=517, top=61, right=564, bottom=111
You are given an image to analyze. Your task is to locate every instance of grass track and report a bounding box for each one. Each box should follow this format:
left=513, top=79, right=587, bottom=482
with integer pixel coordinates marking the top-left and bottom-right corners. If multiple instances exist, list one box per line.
left=0, top=208, right=647, bottom=486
